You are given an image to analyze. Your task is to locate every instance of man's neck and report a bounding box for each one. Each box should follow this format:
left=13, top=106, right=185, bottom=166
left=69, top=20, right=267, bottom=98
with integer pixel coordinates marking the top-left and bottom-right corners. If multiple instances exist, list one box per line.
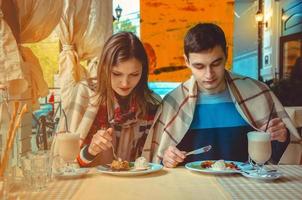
left=198, top=81, right=227, bottom=95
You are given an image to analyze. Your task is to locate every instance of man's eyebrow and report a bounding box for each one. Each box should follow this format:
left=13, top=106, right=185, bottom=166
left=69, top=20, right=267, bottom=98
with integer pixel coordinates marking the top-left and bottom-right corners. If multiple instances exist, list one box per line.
left=211, top=57, right=223, bottom=63
left=191, top=62, right=203, bottom=65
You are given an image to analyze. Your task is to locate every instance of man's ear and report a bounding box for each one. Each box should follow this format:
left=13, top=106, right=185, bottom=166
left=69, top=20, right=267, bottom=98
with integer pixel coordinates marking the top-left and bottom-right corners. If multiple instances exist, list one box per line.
left=184, top=54, right=189, bottom=67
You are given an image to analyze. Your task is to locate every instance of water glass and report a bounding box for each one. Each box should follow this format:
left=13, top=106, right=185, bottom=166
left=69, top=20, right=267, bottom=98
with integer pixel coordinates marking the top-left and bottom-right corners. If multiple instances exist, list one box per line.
left=20, top=150, right=52, bottom=192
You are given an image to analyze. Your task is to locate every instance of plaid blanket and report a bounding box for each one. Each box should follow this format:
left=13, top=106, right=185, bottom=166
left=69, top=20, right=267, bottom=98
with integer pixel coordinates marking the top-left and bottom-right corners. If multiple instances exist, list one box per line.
left=56, top=81, right=100, bottom=140
left=142, top=71, right=301, bottom=164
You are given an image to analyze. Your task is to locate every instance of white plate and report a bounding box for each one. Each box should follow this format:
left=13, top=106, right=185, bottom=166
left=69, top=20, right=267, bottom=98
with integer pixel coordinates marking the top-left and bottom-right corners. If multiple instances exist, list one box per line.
left=53, top=168, right=89, bottom=178
left=185, top=160, right=252, bottom=174
left=96, top=162, right=163, bottom=176
left=241, top=170, right=283, bottom=181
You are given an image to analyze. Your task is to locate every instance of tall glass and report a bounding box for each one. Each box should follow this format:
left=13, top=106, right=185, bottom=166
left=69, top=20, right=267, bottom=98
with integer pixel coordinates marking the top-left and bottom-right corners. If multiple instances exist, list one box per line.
left=247, top=131, right=272, bottom=175
left=56, top=133, right=80, bottom=173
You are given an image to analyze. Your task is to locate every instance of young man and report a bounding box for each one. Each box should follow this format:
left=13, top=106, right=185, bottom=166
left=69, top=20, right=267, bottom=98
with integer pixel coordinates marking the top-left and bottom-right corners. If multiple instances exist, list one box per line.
left=142, top=23, right=301, bottom=167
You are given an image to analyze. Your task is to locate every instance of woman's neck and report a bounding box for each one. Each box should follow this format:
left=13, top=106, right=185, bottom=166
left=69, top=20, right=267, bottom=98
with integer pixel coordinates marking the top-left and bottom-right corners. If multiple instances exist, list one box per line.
left=115, top=93, right=131, bottom=113
left=115, top=92, right=131, bottom=101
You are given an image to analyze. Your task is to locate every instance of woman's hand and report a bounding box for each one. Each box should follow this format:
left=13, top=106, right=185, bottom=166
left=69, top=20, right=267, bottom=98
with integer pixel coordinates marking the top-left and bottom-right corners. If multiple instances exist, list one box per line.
left=88, top=128, right=114, bottom=156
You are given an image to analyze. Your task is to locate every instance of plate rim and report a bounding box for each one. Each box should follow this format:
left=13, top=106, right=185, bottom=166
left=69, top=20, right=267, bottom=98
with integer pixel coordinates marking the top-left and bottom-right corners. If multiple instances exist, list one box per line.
left=96, top=162, right=163, bottom=176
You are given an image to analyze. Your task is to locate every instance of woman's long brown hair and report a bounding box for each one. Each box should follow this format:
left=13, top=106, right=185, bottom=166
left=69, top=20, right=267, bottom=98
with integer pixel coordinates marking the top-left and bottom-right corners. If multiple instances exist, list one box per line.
left=95, top=32, right=158, bottom=117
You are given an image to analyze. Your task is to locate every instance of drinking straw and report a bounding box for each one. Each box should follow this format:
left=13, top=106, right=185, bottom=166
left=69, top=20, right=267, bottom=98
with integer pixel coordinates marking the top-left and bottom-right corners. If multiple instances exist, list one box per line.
left=264, top=103, right=275, bottom=132
left=62, top=109, right=69, bottom=132
left=0, top=103, right=28, bottom=176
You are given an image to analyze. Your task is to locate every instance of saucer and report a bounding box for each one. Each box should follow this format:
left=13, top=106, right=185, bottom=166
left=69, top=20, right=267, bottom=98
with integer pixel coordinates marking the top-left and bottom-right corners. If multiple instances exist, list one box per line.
left=241, top=170, right=283, bottom=181
left=53, top=168, right=89, bottom=178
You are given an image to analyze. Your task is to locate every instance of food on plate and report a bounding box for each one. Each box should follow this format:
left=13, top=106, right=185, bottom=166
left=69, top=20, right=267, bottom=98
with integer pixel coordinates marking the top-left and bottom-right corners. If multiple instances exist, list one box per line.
left=223, top=162, right=238, bottom=170
left=109, top=157, right=149, bottom=171
left=110, top=159, right=130, bottom=171
left=200, top=160, right=215, bottom=169
left=200, top=160, right=238, bottom=170
left=212, top=160, right=226, bottom=170
left=134, top=157, right=149, bottom=170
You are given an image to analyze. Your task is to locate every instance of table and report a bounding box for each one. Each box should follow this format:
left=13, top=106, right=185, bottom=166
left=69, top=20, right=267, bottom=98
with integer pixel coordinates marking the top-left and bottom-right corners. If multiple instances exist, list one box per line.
left=19, top=165, right=302, bottom=200
left=218, top=165, right=302, bottom=199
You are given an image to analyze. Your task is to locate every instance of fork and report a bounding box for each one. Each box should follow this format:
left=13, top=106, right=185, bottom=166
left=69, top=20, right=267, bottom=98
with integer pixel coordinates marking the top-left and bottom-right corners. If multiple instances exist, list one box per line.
left=100, top=127, right=119, bottom=160
left=112, top=146, right=118, bottom=160
left=185, top=145, right=212, bottom=156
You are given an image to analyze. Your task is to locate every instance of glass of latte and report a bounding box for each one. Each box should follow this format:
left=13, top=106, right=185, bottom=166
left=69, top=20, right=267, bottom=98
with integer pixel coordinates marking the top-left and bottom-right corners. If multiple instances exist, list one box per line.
left=247, top=131, right=272, bottom=174
left=56, top=132, right=80, bottom=173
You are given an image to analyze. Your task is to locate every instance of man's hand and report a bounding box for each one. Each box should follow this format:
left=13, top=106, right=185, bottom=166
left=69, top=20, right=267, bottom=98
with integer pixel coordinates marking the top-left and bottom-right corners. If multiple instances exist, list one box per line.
left=260, top=118, right=288, bottom=142
left=88, top=128, right=114, bottom=156
left=162, top=146, right=186, bottom=168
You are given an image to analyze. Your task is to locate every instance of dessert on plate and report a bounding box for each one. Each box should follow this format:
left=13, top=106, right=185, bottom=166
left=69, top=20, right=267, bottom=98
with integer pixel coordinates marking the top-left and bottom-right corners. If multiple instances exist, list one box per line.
left=109, top=157, right=150, bottom=171
left=134, top=157, right=149, bottom=170
left=201, top=160, right=238, bottom=170
left=110, top=158, right=130, bottom=171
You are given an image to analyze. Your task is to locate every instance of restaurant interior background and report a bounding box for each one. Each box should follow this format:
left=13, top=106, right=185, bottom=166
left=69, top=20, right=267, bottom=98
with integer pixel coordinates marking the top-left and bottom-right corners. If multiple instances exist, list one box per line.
left=0, top=0, right=301, bottom=166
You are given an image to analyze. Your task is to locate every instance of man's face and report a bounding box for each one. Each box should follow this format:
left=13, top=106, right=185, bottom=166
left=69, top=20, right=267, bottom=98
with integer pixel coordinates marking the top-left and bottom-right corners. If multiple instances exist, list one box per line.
left=185, top=45, right=227, bottom=94
left=111, top=58, right=142, bottom=97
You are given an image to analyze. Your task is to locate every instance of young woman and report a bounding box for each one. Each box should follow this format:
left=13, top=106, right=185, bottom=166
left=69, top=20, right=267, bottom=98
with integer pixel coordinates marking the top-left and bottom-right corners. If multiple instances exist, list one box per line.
left=60, top=32, right=160, bottom=167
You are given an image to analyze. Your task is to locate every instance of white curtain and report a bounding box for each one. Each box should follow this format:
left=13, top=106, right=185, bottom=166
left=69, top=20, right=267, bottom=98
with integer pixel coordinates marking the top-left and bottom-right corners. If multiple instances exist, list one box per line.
left=13, top=0, right=64, bottom=108
left=0, top=0, right=27, bottom=97
left=1, top=0, right=63, bottom=160
left=1, top=0, right=64, bottom=105
left=58, top=0, right=112, bottom=111
left=0, top=0, right=26, bottom=156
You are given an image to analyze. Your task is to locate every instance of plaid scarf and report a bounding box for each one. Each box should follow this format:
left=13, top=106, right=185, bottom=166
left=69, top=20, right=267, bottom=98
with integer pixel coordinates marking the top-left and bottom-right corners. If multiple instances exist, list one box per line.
left=84, top=96, right=138, bottom=130
left=83, top=95, right=157, bottom=161
left=110, top=96, right=138, bottom=125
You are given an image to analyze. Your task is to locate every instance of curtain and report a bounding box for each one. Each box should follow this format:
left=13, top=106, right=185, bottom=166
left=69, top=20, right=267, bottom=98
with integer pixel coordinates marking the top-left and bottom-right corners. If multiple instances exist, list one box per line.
left=1, top=0, right=63, bottom=160
left=0, top=0, right=25, bottom=160
left=58, top=0, right=112, bottom=111
left=13, top=0, right=64, bottom=108
left=0, top=0, right=27, bottom=97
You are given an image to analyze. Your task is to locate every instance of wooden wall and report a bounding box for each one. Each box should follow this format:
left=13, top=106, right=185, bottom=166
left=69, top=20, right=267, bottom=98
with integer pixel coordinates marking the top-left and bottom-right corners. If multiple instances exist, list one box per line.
left=141, top=0, right=235, bottom=82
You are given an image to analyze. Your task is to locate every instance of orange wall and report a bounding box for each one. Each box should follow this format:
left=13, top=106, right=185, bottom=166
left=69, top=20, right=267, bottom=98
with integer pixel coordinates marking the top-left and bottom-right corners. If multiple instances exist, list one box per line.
left=141, top=0, right=234, bottom=82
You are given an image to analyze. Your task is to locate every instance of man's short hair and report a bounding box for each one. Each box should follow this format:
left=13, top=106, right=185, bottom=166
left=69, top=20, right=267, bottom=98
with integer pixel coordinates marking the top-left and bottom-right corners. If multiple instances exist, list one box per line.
left=184, top=23, right=227, bottom=58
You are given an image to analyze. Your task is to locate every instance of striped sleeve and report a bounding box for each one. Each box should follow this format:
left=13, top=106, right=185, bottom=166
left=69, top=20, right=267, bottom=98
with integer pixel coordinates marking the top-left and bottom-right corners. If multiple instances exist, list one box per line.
left=77, top=145, right=97, bottom=167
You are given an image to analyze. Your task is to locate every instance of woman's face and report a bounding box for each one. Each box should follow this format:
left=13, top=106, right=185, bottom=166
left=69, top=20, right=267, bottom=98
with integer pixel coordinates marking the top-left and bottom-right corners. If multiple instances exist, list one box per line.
left=111, top=58, right=143, bottom=97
